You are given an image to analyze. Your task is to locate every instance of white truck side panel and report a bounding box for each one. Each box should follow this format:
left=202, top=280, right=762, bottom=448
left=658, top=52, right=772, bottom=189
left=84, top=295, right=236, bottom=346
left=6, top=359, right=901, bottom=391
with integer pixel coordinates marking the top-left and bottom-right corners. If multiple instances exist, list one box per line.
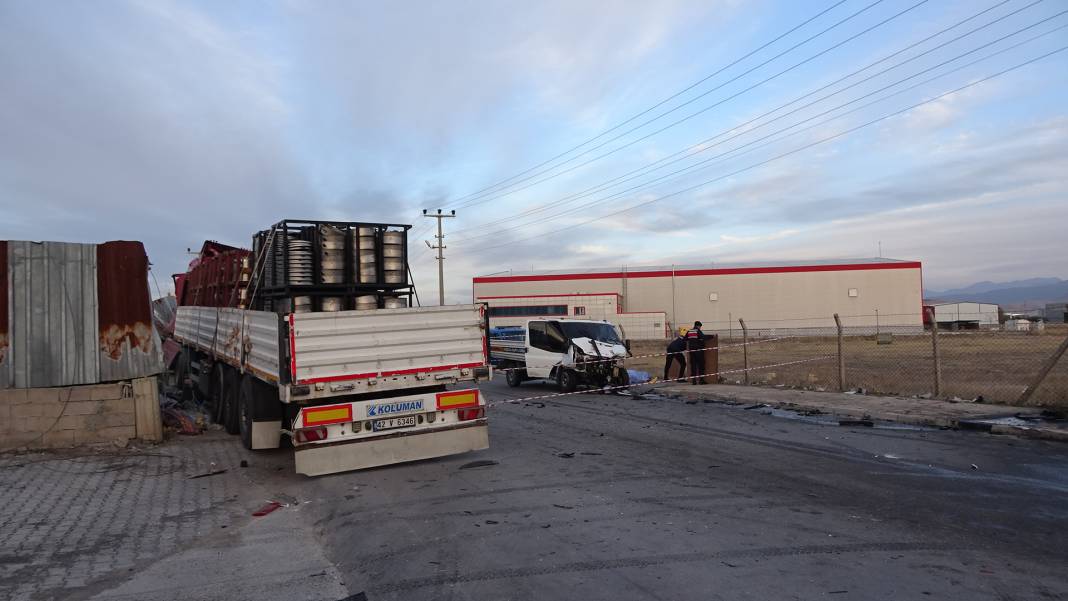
left=174, top=306, right=281, bottom=381
left=291, top=304, right=485, bottom=384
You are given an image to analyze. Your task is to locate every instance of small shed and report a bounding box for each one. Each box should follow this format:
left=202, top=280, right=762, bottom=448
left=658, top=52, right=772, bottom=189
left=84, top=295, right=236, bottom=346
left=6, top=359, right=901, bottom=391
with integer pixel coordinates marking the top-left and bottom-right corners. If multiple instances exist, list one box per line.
left=1, top=240, right=163, bottom=388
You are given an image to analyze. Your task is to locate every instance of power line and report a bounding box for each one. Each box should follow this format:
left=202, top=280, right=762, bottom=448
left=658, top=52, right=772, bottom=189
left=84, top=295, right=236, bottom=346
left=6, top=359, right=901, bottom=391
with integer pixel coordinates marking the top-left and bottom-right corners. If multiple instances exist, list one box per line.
left=462, top=43, right=1068, bottom=254
left=442, top=0, right=852, bottom=207
left=450, top=0, right=925, bottom=211
left=449, top=0, right=1022, bottom=238
left=453, top=1, right=1057, bottom=244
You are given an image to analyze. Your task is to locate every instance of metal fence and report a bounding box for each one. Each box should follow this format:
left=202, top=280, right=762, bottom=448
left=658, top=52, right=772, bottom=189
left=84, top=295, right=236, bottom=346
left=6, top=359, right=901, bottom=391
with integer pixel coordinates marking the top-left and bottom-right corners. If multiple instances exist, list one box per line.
left=628, top=312, right=1068, bottom=409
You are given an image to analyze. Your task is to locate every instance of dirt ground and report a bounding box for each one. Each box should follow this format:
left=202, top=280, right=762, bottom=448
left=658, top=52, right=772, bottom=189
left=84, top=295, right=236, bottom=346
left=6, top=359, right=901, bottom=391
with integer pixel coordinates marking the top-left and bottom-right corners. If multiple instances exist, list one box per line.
left=628, top=325, right=1068, bottom=408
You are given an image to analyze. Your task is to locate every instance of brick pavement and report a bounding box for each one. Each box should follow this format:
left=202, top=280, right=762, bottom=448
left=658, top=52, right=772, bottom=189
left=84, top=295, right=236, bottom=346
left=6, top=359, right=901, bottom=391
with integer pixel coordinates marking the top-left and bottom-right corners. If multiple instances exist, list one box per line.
left=0, top=433, right=256, bottom=601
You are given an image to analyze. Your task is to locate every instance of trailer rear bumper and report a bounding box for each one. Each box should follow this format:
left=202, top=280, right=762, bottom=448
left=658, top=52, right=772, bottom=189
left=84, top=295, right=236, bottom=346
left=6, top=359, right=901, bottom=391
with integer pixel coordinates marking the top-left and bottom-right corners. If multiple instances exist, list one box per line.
left=294, top=421, right=489, bottom=476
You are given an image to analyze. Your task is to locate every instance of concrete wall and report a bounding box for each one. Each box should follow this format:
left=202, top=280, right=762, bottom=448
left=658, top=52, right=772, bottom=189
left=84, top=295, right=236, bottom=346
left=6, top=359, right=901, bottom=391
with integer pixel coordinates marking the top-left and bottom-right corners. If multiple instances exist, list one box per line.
left=0, top=376, right=162, bottom=451
left=473, top=262, right=924, bottom=334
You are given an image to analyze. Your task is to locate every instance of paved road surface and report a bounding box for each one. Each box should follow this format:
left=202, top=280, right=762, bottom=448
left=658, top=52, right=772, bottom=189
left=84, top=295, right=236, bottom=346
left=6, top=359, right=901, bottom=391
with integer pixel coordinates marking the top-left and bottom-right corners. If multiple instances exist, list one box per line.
left=7, top=377, right=1066, bottom=600
left=303, top=379, right=1068, bottom=600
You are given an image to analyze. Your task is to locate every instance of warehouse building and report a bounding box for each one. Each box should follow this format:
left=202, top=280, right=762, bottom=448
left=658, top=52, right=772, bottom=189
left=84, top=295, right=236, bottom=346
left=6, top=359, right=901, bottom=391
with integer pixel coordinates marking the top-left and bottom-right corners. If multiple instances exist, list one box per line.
left=473, top=258, right=924, bottom=338
left=922, top=301, right=999, bottom=329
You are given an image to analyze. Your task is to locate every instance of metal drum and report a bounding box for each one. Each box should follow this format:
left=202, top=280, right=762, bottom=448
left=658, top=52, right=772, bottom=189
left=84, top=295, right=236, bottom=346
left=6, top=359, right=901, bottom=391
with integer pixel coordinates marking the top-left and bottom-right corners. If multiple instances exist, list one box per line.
left=287, top=240, right=313, bottom=285
left=356, top=227, right=377, bottom=284
left=321, top=296, right=343, bottom=312
left=293, top=295, right=313, bottom=313
left=355, top=295, right=378, bottom=310
left=382, top=229, right=406, bottom=285
left=383, top=296, right=407, bottom=309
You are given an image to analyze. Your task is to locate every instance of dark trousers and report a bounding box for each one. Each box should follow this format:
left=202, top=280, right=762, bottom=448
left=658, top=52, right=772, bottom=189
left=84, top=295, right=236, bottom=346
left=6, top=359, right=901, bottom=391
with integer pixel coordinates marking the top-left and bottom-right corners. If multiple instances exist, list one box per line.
left=688, top=345, right=705, bottom=384
left=664, top=353, right=685, bottom=380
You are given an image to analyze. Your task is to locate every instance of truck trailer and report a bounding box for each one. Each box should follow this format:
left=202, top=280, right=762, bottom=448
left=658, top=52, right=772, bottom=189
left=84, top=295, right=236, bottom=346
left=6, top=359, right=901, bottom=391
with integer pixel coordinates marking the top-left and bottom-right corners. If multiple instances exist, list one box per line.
left=172, top=219, right=491, bottom=476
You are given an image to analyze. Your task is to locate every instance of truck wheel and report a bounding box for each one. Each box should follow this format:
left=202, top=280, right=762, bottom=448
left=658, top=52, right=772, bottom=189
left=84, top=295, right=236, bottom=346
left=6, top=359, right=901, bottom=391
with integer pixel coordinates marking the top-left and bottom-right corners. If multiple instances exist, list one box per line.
left=558, top=369, right=577, bottom=393
left=505, top=365, right=523, bottom=387
left=238, top=374, right=253, bottom=450
left=223, top=369, right=240, bottom=435
left=210, top=364, right=226, bottom=425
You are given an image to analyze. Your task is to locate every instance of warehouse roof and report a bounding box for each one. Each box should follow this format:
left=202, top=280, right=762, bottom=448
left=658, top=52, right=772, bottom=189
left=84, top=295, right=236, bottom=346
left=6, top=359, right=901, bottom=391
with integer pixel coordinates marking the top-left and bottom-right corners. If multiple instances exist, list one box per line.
left=474, top=258, right=920, bottom=282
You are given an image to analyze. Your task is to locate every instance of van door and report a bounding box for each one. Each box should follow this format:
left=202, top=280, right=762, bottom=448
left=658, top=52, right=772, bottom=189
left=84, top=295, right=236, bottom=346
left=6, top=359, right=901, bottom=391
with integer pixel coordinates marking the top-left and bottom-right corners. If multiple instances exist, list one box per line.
left=525, top=320, right=567, bottom=379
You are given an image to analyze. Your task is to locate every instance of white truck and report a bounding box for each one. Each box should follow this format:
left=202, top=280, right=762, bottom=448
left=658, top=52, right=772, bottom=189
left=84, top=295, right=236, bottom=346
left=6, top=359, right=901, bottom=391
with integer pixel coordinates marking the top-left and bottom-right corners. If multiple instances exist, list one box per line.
left=490, top=318, right=630, bottom=392
left=174, top=304, right=491, bottom=476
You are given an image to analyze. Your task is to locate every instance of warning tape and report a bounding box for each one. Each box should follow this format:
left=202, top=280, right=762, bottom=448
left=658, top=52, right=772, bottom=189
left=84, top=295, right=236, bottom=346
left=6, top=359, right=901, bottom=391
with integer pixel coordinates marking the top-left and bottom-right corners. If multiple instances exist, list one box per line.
left=489, top=335, right=806, bottom=373
left=484, top=354, right=837, bottom=407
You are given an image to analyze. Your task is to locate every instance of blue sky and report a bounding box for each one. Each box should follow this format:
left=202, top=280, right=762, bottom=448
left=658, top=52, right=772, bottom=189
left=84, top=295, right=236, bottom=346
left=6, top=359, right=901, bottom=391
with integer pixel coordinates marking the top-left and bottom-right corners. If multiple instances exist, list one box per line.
left=1, top=0, right=1065, bottom=302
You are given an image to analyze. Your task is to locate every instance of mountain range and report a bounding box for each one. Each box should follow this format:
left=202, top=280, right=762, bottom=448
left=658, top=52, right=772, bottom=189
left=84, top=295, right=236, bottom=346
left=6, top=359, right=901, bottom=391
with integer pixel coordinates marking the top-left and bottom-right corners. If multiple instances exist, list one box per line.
left=925, top=277, right=1068, bottom=309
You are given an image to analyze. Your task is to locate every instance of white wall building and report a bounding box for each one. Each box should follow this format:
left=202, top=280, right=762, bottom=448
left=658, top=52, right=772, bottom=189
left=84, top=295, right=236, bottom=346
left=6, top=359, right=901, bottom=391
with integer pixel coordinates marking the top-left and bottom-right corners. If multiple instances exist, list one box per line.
left=474, top=258, right=924, bottom=338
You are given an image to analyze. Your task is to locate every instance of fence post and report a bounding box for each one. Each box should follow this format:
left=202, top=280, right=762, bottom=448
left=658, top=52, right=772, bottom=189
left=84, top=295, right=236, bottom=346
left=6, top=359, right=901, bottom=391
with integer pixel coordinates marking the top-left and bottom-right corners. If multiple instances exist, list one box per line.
left=926, top=307, right=942, bottom=398
left=833, top=313, right=845, bottom=392
left=1017, top=333, right=1068, bottom=405
left=739, top=318, right=749, bottom=385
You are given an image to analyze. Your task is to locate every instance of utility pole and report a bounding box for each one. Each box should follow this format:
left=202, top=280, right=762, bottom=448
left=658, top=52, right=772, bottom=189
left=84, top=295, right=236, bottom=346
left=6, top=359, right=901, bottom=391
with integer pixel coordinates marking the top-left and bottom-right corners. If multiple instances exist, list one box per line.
left=423, top=208, right=455, bottom=305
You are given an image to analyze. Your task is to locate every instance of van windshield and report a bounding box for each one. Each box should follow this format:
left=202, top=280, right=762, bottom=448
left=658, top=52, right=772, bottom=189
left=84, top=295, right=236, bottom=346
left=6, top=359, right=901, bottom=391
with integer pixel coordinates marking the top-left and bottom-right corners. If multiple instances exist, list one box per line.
left=558, top=321, right=622, bottom=344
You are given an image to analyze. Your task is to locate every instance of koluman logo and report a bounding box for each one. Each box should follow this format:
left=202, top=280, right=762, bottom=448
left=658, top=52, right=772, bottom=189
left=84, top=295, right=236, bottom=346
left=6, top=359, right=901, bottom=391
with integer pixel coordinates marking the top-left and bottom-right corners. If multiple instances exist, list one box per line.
left=368, top=400, right=424, bottom=418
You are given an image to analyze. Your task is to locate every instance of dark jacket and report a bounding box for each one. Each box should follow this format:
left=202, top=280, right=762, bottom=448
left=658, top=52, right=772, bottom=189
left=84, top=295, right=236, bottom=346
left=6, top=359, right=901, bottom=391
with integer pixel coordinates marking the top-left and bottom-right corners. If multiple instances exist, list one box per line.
left=667, top=337, right=686, bottom=353
left=685, top=328, right=705, bottom=344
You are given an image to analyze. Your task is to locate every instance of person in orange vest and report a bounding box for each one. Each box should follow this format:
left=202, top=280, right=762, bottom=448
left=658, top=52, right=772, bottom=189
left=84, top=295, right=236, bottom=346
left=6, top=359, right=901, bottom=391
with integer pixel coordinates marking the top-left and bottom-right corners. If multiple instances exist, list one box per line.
left=684, top=321, right=706, bottom=384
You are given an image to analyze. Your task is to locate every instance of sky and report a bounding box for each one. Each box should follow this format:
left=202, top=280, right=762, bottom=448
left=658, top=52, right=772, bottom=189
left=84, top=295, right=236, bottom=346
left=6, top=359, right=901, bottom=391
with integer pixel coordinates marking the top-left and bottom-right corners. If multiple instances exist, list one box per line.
left=1, top=0, right=1066, bottom=303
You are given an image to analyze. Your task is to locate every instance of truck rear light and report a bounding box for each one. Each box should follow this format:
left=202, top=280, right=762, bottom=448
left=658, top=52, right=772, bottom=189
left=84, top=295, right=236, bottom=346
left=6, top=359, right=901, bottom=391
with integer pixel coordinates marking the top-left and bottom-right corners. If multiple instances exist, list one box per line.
left=458, top=407, right=485, bottom=422
left=296, top=426, right=328, bottom=443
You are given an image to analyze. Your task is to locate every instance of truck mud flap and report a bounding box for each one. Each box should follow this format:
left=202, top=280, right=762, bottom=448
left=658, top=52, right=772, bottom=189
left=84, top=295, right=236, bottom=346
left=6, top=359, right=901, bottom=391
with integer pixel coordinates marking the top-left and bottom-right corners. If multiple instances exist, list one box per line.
left=294, top=421, right=489, bottom=477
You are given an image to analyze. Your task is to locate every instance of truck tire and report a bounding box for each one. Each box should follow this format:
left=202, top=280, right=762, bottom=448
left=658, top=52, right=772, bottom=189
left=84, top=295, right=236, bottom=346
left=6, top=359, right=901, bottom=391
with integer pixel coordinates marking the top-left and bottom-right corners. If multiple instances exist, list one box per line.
left=238, top=374, right=253, bottom=450
left=222, top=368, right=240, bottom=435
left=558, top=369, right=577, bottom=393
left=210, top=364, right=226, bottom=425
left=505, top=365, right=523, bottom=387
left=174, top=349, right=192, bottom=402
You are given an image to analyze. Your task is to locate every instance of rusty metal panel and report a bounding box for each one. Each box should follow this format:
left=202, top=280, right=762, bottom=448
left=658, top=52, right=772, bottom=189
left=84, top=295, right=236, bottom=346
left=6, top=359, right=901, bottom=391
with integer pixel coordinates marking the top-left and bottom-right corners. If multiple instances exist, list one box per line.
left=5, top=241, right=100, bottom=388
left=96, top=242, right=162, bottom=381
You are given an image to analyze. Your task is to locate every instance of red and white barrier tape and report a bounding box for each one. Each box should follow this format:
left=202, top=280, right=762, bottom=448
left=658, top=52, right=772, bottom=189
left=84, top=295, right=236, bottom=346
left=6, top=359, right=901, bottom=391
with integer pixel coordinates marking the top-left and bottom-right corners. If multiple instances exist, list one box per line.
left=485, top=354, right=837, bottom=407
left=488, top=335, right=806, bottom=373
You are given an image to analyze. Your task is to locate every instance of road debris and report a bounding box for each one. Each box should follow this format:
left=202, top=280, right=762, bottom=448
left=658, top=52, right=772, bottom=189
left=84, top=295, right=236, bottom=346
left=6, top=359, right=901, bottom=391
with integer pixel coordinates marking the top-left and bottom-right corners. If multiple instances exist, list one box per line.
left=557, top=452, right=575, bottom=458
left=252, top=501, right=282, bottom=517
left=187, top=468, right=227, bottom=479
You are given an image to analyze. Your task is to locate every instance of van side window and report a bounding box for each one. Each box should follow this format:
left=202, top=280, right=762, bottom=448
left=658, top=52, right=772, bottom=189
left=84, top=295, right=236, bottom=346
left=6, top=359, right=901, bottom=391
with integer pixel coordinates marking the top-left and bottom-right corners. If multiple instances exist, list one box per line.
left=545, top=321, right=569, bottom=353
left=529, top=321, right=548, bottom=351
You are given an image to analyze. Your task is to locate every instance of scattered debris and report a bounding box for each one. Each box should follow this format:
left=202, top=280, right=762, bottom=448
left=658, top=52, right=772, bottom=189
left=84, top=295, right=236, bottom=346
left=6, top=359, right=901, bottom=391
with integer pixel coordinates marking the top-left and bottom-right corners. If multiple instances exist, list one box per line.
left=459, top=460, right=499, bottom=470
left=485, top=520, right=499, bottom=525
left=685, top=400, right=698, bottom=405
left=187, top=469, right=227, bottom=479
left=553, top=504, right=574, bottom=509
left=838, top=419, right=874, bottom=427
left=971, top=464, right=979, bottom=471
left=240, top=460, right=248, bottom=468
left=557, top=452, right=575, bottom=458
left=722, top=561, right=740, bottom=568
left=742, top=404, right=765, bottom=411
left=580, top=452, right=602, bottom=456
left=252, top=501, right=282, bottom=517
left=541, top=524, right=552, bottom=528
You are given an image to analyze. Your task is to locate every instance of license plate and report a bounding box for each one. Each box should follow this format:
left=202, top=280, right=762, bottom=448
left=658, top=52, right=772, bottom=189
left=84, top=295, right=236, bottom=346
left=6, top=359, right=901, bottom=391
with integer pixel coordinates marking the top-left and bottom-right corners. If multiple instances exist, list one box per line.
left=372, top=416, right=417, bottom=432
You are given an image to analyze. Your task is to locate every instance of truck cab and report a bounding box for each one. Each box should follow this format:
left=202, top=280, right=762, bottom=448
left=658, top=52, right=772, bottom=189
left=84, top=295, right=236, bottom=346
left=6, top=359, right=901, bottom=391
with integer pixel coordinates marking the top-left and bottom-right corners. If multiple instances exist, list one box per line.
left=491, top=318, right=630, bottom=392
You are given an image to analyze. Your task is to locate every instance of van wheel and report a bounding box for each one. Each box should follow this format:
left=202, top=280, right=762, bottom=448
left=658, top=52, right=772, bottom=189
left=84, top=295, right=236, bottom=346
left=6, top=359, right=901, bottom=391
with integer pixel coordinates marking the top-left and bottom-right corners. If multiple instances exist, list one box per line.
left=505, top=365, right=523, bottom=387
left=558, top=369, right=577, bottom=393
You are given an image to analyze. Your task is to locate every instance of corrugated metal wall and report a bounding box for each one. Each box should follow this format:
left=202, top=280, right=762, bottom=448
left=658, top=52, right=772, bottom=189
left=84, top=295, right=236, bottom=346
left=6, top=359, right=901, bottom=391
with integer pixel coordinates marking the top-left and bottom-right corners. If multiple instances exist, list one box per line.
left=1, top=240, right=162, bottom=389
left=5, top=241, right=100, bottom=388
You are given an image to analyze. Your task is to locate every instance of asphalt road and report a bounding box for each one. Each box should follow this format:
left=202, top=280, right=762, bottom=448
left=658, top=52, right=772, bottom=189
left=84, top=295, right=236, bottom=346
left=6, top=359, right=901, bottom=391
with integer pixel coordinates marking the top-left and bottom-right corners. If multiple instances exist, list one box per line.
left=290, top=378, right=1068, bottom=600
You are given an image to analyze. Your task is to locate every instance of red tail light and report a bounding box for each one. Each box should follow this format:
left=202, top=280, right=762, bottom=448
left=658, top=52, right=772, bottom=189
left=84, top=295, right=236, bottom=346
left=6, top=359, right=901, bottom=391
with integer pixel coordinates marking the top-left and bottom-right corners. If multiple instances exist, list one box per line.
left=458, top=407, right=485, bottom=422
left=296, top=426, right=328, bottom=443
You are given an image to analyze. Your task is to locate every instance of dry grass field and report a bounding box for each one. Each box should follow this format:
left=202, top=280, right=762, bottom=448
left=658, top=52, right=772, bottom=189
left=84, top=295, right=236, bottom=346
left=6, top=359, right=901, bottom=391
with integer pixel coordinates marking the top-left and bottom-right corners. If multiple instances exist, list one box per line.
left=627, top=325, right=1068, bottom=408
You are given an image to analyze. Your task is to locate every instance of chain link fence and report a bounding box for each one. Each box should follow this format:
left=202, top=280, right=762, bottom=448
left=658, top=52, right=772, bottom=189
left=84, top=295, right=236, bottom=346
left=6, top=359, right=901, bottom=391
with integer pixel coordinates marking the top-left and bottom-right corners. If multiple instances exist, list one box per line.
left=626, top=313, right=1068, bottom=409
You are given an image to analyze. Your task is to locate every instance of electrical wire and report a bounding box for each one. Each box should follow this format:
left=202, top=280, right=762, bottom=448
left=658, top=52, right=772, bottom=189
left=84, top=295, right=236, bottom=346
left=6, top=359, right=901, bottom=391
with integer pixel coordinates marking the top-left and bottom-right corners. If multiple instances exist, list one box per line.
left=461, top=43, right=1068, bottom=254
left=452, top=0, right=914, bottom=211
left=449, top=0, right=1024, bottom=238
left=453, top=4, right=1063, bottom=244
